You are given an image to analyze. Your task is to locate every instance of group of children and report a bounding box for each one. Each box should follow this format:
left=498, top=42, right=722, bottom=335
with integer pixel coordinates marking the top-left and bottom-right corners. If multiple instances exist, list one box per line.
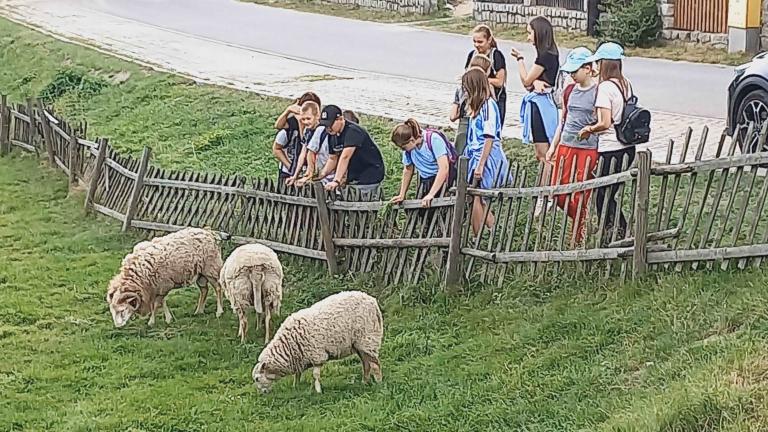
left=272, top=16, right=642, bottom=243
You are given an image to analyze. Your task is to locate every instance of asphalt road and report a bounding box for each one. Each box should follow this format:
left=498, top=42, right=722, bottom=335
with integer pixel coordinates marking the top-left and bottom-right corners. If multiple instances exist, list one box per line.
left=41, top=0, right=741, bottom=118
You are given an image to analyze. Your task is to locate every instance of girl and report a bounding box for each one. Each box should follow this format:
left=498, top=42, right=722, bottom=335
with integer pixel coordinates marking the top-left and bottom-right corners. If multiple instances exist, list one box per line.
left=451, top=54, right=493, bottom=123
left=464, top=25, right=507, bottom=125
left=545, top=47, right=599, bottom=245
left=578, top=42, right=635, bottom=245
left=509, top=16, right=560, bottom=215
left=462, top=67, right=512, bottom=236
left=390, top=119, right=457, bottom=208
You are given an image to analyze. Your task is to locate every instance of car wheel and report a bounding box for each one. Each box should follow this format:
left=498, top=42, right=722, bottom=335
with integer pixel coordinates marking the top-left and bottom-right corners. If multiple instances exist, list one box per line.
left=735, top=89, right=768, bottom=154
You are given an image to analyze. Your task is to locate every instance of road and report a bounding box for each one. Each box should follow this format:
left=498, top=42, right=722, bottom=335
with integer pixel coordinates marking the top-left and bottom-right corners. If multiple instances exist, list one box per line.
left=0, top=0, right=735, bottom=161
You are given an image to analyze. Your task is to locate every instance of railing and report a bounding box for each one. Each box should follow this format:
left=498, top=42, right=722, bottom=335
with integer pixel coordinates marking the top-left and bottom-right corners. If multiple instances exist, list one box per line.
left=674, top=0, right=729, bottom=34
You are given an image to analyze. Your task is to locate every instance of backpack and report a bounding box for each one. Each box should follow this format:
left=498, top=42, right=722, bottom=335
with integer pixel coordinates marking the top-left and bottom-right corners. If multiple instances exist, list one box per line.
left=608, top=80, right=651, bottom=146
left=423, top=128, right=458, bottom=165
left=561, top=83, right=577, bottom=118
left=553, top=70, right=574, bottom=110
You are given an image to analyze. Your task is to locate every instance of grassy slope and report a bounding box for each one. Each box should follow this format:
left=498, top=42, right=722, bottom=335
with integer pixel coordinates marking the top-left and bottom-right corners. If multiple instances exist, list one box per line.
left=2, top=155, right=768, bottom=431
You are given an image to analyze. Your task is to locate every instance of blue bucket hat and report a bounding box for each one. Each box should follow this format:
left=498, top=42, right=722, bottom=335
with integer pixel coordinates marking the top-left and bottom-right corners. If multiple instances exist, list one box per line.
left=560, top=47, right=594, bottom=73
left=586, top=42, right=625, bottom=63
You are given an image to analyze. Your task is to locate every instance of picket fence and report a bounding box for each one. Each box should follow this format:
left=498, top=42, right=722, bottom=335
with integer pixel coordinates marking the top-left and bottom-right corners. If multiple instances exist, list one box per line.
left=2, top=95, right=768, bottom=289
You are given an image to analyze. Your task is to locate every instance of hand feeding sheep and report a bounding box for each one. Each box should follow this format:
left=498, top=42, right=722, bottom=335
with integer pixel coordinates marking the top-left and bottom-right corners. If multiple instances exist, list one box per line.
left=107, top=227, right=225, bottom=327
left=252, top=291, right=383, bottom=394
left=219, top=243, right=284, bottom=344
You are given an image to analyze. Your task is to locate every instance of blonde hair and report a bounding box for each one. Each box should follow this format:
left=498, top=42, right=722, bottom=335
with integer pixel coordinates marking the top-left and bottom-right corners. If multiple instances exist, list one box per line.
left=462, top=68, right=492, bottom=117
left=301, top=101, right=320, bottom=116
left=468, top=54, right=492, bottom=74
left=390, top=118, right=422, bottom=148
left=471, top=24, right=498, bottom=49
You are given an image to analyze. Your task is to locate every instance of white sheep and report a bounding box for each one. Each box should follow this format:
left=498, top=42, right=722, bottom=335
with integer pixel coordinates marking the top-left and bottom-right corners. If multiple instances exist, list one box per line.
left=252, top=291, right=383, bottom=394
left=107, top=227, right=224, bottom=327
left=219, top=243, right=284, bottom=344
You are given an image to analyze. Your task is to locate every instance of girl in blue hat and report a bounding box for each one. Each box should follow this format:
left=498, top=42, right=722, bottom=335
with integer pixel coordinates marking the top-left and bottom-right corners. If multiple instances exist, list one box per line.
left=578, top=42, right=635, bottom=244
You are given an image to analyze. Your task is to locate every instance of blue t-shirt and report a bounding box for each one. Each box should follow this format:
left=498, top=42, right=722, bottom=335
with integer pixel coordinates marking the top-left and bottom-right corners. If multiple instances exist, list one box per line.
left=402, top=130, right=449, bottom=179
left=465, top=98, right=502, bottom=156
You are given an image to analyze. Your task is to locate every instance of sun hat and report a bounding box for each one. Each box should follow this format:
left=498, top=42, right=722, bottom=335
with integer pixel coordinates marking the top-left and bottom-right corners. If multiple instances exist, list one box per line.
left=560, top=47, right=594, bottom=73
left=585, top=42, right=625, bottom=63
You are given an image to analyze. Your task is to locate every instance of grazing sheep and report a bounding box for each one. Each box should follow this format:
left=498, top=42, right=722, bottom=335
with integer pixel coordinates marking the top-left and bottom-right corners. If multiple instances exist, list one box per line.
left=252, top=291, right=383, bottom=394
left=219, top=243, right=284, bottom=344
left=107, top=227, right=224, bottom=328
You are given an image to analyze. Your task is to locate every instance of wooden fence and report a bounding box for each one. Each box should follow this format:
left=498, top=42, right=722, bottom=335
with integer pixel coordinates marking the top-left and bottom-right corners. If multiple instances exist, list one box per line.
left=674, top=0, right=729, bottom=34
left=1, top=95, right=767, bottom=290
left=533, top=0, right=585, bottom=11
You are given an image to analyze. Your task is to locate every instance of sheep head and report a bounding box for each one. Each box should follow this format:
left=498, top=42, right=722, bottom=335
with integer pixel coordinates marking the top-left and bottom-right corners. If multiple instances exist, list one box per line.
left=252, top=361, right=280, bottom=394
left=106, top=277, right=142, bottom=328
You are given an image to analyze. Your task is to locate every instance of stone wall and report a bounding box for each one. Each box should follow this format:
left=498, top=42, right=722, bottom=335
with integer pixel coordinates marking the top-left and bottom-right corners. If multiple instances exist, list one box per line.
left=763, top=0, right=768, bottom=49
left=657, top=0, right=728, bottom=49
left=324, top=0, right=439, bottom=14
left=473, top=1, right=588, bottom=32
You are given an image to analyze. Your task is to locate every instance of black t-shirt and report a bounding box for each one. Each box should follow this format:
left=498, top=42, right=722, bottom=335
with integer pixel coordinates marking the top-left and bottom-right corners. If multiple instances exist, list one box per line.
left=535, top=51, right=560, bottom=87
left=464, top=48, right=507, bottom=101
left=330, top=122, right=385, bottom=185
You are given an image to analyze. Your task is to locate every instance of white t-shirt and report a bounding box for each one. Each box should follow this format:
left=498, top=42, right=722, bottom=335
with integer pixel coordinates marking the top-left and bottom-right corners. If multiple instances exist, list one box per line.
left=594, top=78, right=633, bottom=153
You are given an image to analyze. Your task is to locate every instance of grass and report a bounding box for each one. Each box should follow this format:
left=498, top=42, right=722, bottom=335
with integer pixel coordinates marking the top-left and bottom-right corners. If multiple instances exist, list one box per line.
left=2, top=154, right=768, bottom=430
left=240, top=0, right=754, bottom=66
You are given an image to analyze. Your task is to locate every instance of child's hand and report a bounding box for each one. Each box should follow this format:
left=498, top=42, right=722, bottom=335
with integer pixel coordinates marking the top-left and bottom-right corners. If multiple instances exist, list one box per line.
left=578, top=126, right=592, bottom=140
left=533, top=80, right=549, bottom=93
left=546, top=146, right=557, bottom=165
left=285, top=176, right=297, bottom=186
left=473, top=165, right=484, bottom=182
left=390, top=194, right=405, bottom=205
left=421, top=193, right=436, bottom=208
left=287, top=104, right=302, bottom=115
left=296, top=176, right=310, bottom=187
left=509, top=47, right=521, bottom=60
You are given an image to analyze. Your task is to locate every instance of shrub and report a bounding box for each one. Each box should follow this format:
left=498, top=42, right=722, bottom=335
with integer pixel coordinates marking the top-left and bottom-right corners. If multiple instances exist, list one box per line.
left=38, top=68, right=109, bottom=104
left=597, top=0, right=662, bottom=47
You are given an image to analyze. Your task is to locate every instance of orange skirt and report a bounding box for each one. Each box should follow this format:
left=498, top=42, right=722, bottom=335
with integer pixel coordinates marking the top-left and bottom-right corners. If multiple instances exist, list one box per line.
left=550, top=145, right=599, bottom=244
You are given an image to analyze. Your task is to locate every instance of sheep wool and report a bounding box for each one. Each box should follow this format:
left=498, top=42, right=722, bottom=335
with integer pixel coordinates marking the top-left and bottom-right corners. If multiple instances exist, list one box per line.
left=252, top=290, right=383, bottom=394
left=219, top=243, right=284, bottom=344
left=107, top=227, right=224, bottom=328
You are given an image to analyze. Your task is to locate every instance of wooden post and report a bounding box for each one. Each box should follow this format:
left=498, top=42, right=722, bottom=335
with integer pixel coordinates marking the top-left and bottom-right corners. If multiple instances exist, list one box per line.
left=445, top=156, right=469, bottom=290
left=37, top=100, right=56, bottom=167
left=313, top=181, right=340, bottom=276
left=455, top=116, right=469, bottom=156
left=26, top=98, right=38, bottom=151
left=68, top=131, right=79, bottom=187
left=633, top=150, right=651, bottom=279
left=0, top=95, right=9, bottom=156
left=122, top=147, right=152, bottom=232
left=85, top=138, right=109, bottom=213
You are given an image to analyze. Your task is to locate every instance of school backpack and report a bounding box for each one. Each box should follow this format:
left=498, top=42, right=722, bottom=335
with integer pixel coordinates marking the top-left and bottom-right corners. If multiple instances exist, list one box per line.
left=423, top=128, right=459, bottom=164
left=553, top=70, right=574, bottom=110
left=608, top=80, right=652, bottom=146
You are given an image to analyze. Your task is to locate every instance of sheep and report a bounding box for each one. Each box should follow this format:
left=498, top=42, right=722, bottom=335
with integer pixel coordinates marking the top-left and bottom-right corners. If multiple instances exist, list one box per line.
left=107, top=227, right=224, bottom=328
left=219, top=243, right=284, bottom=344
left=252, top=290, right=383, bottom=394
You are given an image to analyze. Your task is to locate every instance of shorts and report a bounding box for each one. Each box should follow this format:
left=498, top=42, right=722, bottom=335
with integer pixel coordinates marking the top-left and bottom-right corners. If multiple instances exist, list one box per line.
left=530, top=102, right=550, bottom=145
left=417, top=165, right=457, bottom=198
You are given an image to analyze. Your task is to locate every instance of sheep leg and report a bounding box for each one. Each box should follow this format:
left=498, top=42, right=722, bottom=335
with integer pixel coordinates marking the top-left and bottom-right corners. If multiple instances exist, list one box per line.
left=237, top=309, right=248, bottom=344
left=194, top=282, right=209, bottom=315
left=293, top=372, right=301, bottom=388
left=211, top=278, right=224, bottom=318
left=357, top=350, right=371, bottom=384
left=148, top=297, right=158, bottom=327
left=362, top=353, right=382, bottom=384
left=162, top=297, right=173, bottom=324
left=312, top=366, right=322, bottom=394
left=264, top=308, right=271, bottom=345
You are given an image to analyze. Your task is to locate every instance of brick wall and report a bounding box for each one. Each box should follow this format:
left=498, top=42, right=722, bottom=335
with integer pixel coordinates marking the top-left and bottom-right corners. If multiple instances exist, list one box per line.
left=324, top=0, right=439, bottom=14
left=473, top=1, right=588, bottom=32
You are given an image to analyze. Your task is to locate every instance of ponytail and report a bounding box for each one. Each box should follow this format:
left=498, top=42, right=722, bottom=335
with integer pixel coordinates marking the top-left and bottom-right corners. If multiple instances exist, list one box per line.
left=472, top=24, right=497, bottom=50
left=391, top=118, right=422, bottom=148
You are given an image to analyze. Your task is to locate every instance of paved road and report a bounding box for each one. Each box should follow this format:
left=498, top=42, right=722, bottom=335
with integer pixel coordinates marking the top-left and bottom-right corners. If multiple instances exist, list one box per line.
left=0, top=0, right=733, bottom=162
left=85, top=0, right=734, bottom=119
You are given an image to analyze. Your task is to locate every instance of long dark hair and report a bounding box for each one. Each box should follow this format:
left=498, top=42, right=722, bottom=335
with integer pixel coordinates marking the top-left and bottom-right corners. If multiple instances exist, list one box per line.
left=599, top=59, right=629, bottom=96
left=462, top=68, right=492, bottom=117
left=529, top=16, right=558, bottom=57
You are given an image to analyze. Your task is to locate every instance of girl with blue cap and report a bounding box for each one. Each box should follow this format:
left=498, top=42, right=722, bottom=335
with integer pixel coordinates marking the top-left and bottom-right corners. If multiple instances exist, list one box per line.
left=577, top=41, right=636, bottom=244
left=461, top=67, right=512, bottom=236
left=546, top=47, right=599, bottom=245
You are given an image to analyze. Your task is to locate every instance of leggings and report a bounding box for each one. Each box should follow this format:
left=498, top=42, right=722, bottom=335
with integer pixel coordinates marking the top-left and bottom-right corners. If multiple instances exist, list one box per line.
left=595, top=146, right=636, bottom=246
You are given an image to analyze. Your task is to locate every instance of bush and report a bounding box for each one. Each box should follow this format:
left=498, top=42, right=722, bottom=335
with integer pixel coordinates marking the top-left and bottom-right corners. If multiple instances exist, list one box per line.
left=597, top=0, right=662, bottom=47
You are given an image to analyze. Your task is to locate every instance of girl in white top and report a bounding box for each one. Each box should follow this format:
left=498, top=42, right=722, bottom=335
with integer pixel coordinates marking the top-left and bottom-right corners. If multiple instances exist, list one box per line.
left=577, top=42, right=635, bottom=245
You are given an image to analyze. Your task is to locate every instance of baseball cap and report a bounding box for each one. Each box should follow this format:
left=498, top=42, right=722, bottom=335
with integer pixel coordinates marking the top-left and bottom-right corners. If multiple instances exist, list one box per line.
left=560, top=47, right=594, bottom=73
left=585, top=42, right=625, bottom=63
left=319, top=105, right=343, bottom=127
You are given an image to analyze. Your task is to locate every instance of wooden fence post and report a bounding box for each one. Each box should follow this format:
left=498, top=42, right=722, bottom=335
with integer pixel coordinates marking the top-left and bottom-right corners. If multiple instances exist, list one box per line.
left=36, top=100, right=56, bottom=167
left=633, top=150, right=651, bottom=279
left=122, top=147, right=152, bottom=232
left=455, top=116, right=469, bottom=156
left=445, top=156, right=469, bottom=290
left=0, top=95, right=10, bottom=157
left=313, top=181, right=339, bottom=276
left=26, top=98, right=38, bottom=152
left=68, top=131, right=79, bottom=187
left=85, top=138, right=108, bottom=213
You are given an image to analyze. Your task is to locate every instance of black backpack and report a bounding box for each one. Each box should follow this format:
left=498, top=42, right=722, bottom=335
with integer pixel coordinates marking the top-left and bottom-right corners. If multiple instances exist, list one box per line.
left=609, top=80, right=651, bottom=146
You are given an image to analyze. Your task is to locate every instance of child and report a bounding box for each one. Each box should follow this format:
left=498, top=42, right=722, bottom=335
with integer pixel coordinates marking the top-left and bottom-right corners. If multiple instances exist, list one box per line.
left=390, top=118, right=457, bottom=208
left=462, top=67, right=512, bottom=236
left=545, top=47, right=599, bottom=245
left=451, top=54, right=493, bottom=123
left=273, top=92, right=322, bottom=185
left=285, top=101, right=321, bottom=187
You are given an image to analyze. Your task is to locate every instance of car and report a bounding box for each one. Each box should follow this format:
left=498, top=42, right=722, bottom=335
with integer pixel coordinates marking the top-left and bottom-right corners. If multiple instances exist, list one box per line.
left=727, top=51, right=768, bottom=154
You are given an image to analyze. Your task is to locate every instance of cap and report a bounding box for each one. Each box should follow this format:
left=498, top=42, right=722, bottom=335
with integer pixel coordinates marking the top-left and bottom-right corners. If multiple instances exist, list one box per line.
left=560, top=47, right=594, bottom=73
left=585, top=42, right=625, bottom=63
left=319, top=105, right=343, bottom=127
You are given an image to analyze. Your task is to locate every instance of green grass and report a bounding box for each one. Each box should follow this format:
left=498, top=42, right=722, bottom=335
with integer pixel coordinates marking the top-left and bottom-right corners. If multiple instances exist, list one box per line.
left=2, top=154, right=768, bottom=431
